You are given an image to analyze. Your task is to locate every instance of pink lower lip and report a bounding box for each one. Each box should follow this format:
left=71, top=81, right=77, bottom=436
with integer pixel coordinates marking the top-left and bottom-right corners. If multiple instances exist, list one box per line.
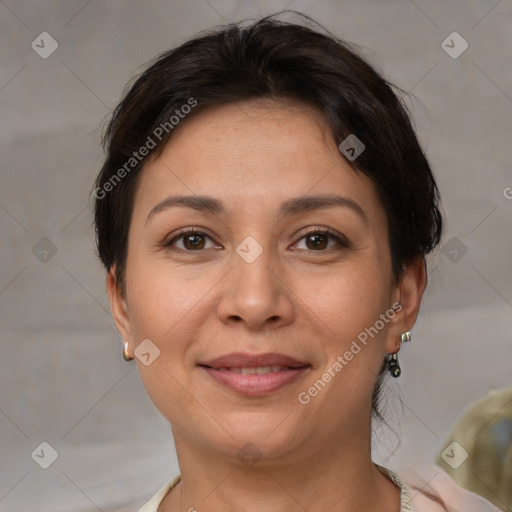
left=202, top=366, right=310, bottom=396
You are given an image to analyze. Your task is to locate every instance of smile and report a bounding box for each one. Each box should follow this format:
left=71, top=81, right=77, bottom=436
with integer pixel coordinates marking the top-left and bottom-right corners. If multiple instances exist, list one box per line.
left=198, top=352, right=311, bottom=396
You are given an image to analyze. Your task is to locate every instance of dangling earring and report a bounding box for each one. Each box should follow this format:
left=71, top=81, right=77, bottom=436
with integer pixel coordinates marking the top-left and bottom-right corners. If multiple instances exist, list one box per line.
left=123, top=341, right=134, bottom=361
left=387, top=353, right=401, bottom=377
left=387, top=332, right=411, bottom=377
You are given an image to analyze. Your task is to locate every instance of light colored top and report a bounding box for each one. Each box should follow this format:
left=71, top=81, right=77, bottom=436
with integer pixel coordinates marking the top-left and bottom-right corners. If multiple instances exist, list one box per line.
left=435, top=387, right=512, bottom=510
left=138, top=463, right=502, bottom=512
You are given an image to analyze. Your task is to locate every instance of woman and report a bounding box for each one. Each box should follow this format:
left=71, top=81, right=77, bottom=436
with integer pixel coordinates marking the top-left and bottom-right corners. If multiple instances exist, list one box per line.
left=93, top=14, right=501, bottom=512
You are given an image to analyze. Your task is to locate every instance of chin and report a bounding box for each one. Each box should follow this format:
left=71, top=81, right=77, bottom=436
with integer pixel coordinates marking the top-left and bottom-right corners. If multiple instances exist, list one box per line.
left=210, top=411, right=305, bottom=461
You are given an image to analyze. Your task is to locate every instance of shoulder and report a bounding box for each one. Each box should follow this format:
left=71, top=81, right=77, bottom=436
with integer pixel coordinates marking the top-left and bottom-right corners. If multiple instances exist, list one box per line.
left=396, top=463, right=503, bottom=512
left=138, top=475, right=181, bottom=512
left=137, top=467, right=502, bottom=512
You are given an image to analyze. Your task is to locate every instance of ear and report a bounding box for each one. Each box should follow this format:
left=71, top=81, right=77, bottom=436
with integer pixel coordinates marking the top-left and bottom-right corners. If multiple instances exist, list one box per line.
left=106, top=267, right=134, bottom=354
left=385, top=255, right=427, bottom=353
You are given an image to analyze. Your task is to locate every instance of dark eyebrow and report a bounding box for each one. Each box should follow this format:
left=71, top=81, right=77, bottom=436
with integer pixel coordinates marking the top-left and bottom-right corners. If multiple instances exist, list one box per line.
left=146, top=195, right=225, bottom=223
left=146, top=194, right=367, bottom=224
left=278, top=194, right=368, bottom=224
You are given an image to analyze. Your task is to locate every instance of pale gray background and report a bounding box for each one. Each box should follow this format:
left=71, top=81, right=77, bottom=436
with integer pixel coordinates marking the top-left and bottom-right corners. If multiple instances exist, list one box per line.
left=1, top=1, right=511, bottom=511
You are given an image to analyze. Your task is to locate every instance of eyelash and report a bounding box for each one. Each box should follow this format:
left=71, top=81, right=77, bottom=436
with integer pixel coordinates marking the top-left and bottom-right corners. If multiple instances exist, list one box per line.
left=164, top=227, right=350, bottom=252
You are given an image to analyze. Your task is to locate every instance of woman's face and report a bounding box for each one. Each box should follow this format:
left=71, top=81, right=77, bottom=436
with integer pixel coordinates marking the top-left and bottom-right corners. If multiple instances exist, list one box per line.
left=109, top=99, right=422, bottom=462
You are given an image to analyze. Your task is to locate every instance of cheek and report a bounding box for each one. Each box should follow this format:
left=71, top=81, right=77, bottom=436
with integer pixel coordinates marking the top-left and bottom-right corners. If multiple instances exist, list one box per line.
left=126, top=258, right=206, bottom=341
left=125, top=267, right=209, bottom=422
left=298, top=268, right=392, bottom=413
left=301, top=261, right=391, bottom=346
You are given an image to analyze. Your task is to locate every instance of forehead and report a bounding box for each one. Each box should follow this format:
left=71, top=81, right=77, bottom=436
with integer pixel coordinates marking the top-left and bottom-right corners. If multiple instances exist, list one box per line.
left=166, top=98, right=336, bottom=171
left=133, top=98, right=385, bottom=226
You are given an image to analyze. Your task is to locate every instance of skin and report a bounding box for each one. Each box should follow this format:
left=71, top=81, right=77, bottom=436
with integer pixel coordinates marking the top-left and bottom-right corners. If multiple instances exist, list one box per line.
left=107, top=98, right=427, bottom=511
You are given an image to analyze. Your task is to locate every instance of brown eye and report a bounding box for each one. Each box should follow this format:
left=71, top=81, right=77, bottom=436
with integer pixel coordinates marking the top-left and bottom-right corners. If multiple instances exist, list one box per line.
left=183, top=233, right=205, bottom=250
left=165, top=229, right=219, bottom=251
left=306, top=233, right=329, bottom=250
left=294, top=229, right=350, bottom=251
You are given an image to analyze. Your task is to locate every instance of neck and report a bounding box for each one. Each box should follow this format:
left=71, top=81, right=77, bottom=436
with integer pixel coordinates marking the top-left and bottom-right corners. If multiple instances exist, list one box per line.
left=160, top=426, right=401, bottom=512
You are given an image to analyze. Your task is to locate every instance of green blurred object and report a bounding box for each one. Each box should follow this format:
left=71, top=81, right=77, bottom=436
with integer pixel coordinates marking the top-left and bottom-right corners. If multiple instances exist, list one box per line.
left=436, top=387, right=512, bottom=511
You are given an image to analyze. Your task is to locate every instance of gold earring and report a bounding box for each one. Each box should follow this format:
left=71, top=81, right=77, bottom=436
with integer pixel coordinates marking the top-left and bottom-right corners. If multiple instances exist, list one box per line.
left=123, top=341, right=134, bottom=361
left=401, top=332, right=411, bottom=343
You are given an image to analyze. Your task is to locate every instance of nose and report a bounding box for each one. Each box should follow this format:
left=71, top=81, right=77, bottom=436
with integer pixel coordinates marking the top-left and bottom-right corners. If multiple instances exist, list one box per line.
left=216, top=243, right=295, bottom=331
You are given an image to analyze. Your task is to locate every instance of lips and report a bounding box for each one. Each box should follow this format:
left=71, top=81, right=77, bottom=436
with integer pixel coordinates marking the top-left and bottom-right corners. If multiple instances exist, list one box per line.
left=201, top=352, right=308, bottom=369
left=198, top=352, right=311, bottom=396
